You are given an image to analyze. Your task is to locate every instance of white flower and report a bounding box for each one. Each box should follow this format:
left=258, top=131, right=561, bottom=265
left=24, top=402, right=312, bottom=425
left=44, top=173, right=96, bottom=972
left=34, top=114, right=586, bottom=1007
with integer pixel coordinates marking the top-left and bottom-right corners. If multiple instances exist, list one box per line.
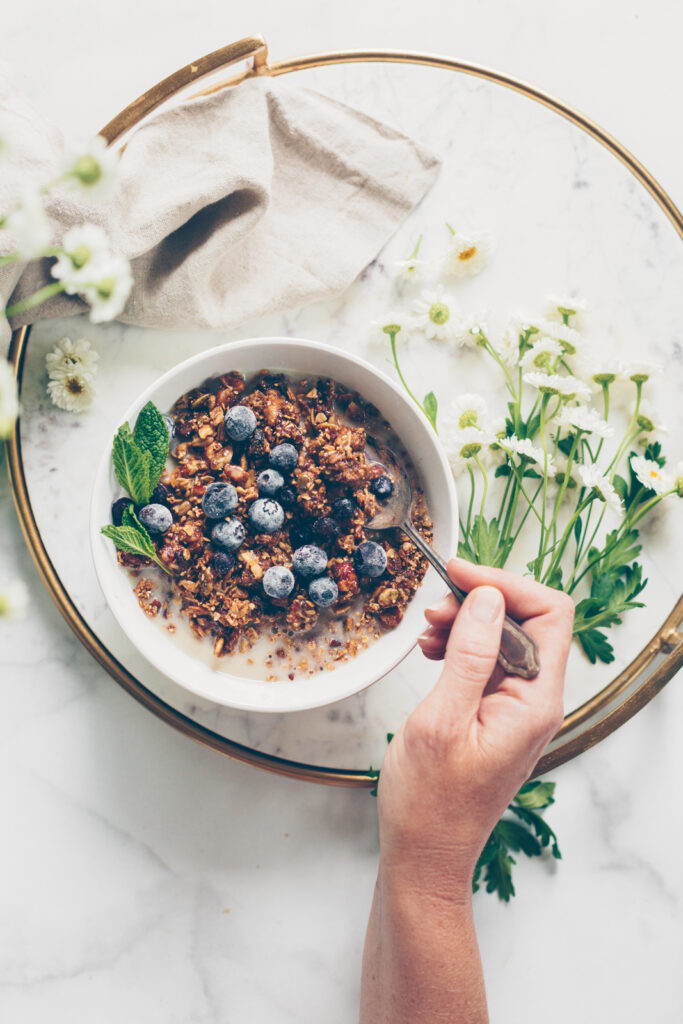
left=440, top=393, right=503, bottom=434
left=635, top=399, right=667, bottom=439
left=574, top=353, right=621, bottom=391
left=51, top=224, right=112, bottom=290
left=543, top=294, right=587, bottom=331
left=442, top=426, right=497, bottom=476
left=80, top=254, right=133, bottom=323
left=411, top=287, right=458, bottom=342
left=523, top=371, right=590, bottom=400
left=500, top=435, right=555, bottom=472
left=45, top=337, right=98, bottom=379
left=47, top=371, right=95, bottom=413
left=451, top=312, right=488, bottom=350
left=557, top=404, right=613, bottom=438
left=393, top=256, right=429, bottom=283
left=368, top=312, right=409, bottom=348
left=62, top=136, right=119, bottom=201
left=441, top=229, right=490, bottom=279
left=0, top=578, right=29, bottom=619
left=533, top=318, right=582, bottom=358
left=520, top=337, right=564, bottom=374
left=0, top=359, right=20, bottom=439
left=618, top=360, right=661, bottom=384
left=578, top=464, right=624, bottom=516
left=4, top=189, right=51, bottom=259
left=630, top=455, right=672, bottom=495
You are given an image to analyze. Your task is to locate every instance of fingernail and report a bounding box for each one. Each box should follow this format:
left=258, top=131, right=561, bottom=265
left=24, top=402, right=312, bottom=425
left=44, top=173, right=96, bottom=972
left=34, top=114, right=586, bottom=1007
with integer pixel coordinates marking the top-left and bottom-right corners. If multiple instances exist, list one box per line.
left=417, top=629, right=432, bottom=643
left=428, top=596, right=453, bottom=615
left=469, top=586, right=503, bottom=623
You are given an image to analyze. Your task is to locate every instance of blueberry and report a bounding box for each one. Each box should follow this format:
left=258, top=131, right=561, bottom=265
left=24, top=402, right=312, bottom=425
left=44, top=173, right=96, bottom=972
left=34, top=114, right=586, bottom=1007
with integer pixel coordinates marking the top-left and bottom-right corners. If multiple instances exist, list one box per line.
left=249, top=498, right=285, bottom=534
left=202, top=481, right=238, bottom=519
left=111, top=497, right=132, bottom=526
left=211, top=518, right=245, bottom=551
left=224, top=405, right=257, bottom=441
left=139, top=503, right=173, bottom=535
left=353, top=540, right=387, bottom=578
left=211, top=550, right=235, bottom=577
left=292, top=544, right=328, bottom=579
left=257, top=468, right=285, bottom=496
left=370, top=474, right=394, bottom=499
left=269, top=443, right=299, bottom=472
left=263, top=565, right=295, bottom=600
left=278, top=486, right=297, bottom=510
left=312, top=516, right=340, bottom=544
left=289, top=521, right=312, bottom=549
left=150, top=482, right=168, bottom=505
left=308, top=576, right=339, bottom=608
left=331, top=497, right=356, bottom=521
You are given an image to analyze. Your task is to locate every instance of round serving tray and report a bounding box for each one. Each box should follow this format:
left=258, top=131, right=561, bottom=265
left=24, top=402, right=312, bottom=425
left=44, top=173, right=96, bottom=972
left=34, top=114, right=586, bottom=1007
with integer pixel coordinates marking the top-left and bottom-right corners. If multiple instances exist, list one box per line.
left=7, top=35, right=683, bottom=785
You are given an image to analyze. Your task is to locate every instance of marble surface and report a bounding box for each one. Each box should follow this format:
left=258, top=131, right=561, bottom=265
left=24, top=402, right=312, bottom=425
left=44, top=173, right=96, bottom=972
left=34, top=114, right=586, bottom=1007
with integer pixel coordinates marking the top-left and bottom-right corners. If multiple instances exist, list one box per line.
left=2, top=2, right=683, bottom=1021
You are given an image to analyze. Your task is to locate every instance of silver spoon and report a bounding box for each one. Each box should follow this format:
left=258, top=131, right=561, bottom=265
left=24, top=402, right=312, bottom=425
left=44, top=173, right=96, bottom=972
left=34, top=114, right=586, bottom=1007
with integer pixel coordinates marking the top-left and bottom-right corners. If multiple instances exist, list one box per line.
left=365, top=438, right=540, bottom=679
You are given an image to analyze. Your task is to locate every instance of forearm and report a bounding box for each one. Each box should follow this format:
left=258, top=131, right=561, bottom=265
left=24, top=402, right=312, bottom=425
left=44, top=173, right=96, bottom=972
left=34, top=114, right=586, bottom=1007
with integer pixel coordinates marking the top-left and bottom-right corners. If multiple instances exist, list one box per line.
left=359, top=864, right=488, bottom=1024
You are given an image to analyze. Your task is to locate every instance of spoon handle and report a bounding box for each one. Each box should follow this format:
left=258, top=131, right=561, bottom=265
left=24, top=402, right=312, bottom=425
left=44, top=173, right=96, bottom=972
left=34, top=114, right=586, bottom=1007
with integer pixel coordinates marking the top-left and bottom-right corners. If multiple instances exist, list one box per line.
left=401, top=519, right=540, bottom=680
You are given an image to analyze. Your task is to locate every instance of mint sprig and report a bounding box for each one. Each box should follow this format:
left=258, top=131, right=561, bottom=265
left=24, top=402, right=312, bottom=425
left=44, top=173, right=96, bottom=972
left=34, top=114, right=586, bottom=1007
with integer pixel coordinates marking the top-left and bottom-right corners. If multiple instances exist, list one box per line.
left=101, top=504, right=170, bottom=574
left=133, top=401, right=170, bottom=483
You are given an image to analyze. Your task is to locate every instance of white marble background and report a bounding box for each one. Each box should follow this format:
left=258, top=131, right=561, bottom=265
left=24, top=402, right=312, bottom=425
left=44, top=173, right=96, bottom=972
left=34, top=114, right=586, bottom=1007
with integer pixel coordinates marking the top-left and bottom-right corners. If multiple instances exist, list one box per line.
left=2, top=2, right=683, bottom=1021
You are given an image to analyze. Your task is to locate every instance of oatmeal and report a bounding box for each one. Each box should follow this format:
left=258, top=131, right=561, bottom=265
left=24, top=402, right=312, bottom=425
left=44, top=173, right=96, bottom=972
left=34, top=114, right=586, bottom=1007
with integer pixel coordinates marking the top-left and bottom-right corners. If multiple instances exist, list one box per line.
left=111, top=369, right=433, bottom=678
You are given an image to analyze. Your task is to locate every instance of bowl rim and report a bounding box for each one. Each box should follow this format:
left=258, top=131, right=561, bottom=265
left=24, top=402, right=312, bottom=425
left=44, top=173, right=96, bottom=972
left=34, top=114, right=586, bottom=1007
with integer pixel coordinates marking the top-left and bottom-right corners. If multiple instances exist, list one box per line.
left=89, top=335, right=459, bottom=712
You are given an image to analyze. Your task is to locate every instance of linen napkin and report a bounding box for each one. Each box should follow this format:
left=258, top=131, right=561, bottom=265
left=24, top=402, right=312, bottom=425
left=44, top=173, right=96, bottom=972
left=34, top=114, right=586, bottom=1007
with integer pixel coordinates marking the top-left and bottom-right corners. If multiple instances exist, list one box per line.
left=1, top=72, right=440, bottom=345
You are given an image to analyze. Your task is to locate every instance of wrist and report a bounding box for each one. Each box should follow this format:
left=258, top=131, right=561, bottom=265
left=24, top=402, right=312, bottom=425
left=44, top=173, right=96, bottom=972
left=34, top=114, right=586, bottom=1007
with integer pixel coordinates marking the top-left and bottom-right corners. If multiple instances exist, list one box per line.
left=378, top=854, right=474, bottom=911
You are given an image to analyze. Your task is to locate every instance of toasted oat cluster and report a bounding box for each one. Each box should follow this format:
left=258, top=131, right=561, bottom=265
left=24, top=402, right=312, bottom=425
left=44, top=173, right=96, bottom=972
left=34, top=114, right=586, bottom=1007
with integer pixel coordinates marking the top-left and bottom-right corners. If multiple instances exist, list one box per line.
left=120, top=369, right=432, bottom=671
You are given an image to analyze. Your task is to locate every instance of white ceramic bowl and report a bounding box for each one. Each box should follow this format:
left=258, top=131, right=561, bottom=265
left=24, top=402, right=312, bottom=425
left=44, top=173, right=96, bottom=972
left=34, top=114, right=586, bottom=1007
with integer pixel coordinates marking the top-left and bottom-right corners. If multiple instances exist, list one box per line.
left=90, top=337, right=458, bottom=713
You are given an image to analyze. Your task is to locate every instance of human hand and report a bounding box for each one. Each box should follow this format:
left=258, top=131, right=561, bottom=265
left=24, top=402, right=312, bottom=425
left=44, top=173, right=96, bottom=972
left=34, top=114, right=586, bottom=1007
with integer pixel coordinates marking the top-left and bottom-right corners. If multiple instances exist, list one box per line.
left=376, top=558, right=574, bottom=900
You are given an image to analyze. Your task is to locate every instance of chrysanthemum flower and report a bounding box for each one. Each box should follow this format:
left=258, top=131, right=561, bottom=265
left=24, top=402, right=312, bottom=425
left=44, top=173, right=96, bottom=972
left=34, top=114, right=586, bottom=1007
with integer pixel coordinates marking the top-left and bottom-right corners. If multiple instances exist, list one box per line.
left=543, top=294, right=587, bottom=331
left=557, top=404, right=613, bottom=438
left=499, top=435, right=555, bottom=472
left=51, top=224, right=112, bottom=290
left=80, top=254, right=133, bottom=323
left=520, top=337, right=564, bottom=374
left=368, top=313, right=408, bottom=348
left=635, top=399, right=667, bottom=438
left=45, top=337, right=98, bottom=379
left=62, top=136, right=119, bottom=201
left=523, top=371, right=590, bottom=400
left=411, top=287, right=458, bottom=342
left=47, top=371, right=96, bottom=413
left=451, top=313, right=488, bottom=350
left=578, top=464, right=624, bottom=516
left=441, top=228, right=490, bottom=279
left=630, top=455, right=672, bottom=495
left=619, top=360, right=661, bottom=384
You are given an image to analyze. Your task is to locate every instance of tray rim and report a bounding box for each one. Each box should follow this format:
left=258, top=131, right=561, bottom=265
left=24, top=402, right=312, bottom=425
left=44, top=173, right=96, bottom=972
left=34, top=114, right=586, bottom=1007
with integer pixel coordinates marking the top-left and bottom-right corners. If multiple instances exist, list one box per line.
left=6, top=37, right=683, bottom=785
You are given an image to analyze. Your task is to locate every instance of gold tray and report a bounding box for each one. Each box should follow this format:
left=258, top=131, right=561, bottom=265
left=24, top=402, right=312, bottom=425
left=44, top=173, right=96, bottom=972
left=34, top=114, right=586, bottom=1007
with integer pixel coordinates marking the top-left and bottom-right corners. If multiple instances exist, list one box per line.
left=7, top=34, right=683, bottom=786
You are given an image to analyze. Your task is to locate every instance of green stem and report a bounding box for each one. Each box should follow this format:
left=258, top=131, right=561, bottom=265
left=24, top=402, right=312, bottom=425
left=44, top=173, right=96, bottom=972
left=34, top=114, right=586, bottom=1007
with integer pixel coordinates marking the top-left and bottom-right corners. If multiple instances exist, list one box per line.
left=565, top=504, right=606, bottom=590
left=466, top=463, right=477, bottom=538
left=474, top=455, right=489, bottom=559
left=5, top=280, right=67, bottom=318
left=387, top=328, right=422, bottom=413
left=542, top=494, right=593, bottom=584
left=607, top=382, right=642, bottom=476
left=537, top=397, right=550, bottom=578
left=593, top=383, right=611, bottom=462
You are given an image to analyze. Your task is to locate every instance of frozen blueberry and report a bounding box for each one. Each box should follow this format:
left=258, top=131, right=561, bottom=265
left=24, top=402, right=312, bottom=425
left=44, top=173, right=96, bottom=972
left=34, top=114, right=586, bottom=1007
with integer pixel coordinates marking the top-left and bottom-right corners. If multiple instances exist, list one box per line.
left=211, top=518, right=246, bottom=552
left=353, top=541, right=387, bottom=578
left=263, top=565, right=295, bottom=599
left=224, top=405, right=257, bottom=441
left=292, top=544, right=328, bottom=579
left=289, top=521, right=312, bottom=549
left=370, top=474, right=394, bottom=499
left=211, top=550, right=235, bottom=577
left=331, top=497, right=356, bottom=521
left=248, top=498, right=285, bottom=534
left=139, top=503, right=173, bottom=535
left=278, top=486, right=297, bottom=510
left=257, top=469, right=285, bottom=497
left=269, top=443, right=299, bottom=472
left=202, top=481, right=238, bottom=519
left=312, top=516, right=340, bottom=544
left=150, top=482, right=168, bottom=505
left=111, top=497, right=132, bottom=526
left=308, top=576, right=339, bottom=608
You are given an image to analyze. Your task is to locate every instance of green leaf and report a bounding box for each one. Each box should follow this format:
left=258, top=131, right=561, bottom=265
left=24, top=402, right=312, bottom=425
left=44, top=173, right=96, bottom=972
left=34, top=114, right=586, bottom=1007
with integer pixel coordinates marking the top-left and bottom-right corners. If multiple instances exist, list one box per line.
left=509, top=804, right=562, bottom=858
left=494, top=464, right=511, bottom=477
left=112, top=423, right=153, bottom=505
left=557, top=434, right=576, bottom=456
left=573, top=516, right=583, bottom=546
left=495, top=819, right=542, bottom=858
left=101, top=522, right=169, bottom=573
left=484, top=843, right=516, bottom=901
left=577, top=627, right=614, bottom=664
left=613, top=474, right=628, bottom=503
left=422, top=391, right=438, bottom=430
left=545, top=565, right=563, bottom=590
left=472, top=516, right=500, bottom=567
left=514, top=780, right=556, bottom=810
left=133, top=401, right=170, bottom=486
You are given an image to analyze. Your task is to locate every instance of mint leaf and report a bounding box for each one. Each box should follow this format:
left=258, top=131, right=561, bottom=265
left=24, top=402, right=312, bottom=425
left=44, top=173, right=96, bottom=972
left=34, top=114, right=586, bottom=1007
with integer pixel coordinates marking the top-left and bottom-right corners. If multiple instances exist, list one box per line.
left=134, top=401, right=170, bottom=485
left=112, top=423, right=153, bottom=505
left=101, top=519, right=170, bottom=573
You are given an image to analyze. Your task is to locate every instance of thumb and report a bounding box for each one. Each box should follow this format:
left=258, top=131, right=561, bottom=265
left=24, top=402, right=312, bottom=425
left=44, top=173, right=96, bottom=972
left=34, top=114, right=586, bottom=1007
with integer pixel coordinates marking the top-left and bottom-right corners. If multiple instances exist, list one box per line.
left=432, top=585, right=505, bottom=714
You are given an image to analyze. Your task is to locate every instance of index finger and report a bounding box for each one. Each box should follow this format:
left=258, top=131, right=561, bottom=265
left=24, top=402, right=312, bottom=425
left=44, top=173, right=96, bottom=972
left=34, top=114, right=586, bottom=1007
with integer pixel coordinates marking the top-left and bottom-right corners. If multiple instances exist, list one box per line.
left=446, top=558, right=574, bottom=623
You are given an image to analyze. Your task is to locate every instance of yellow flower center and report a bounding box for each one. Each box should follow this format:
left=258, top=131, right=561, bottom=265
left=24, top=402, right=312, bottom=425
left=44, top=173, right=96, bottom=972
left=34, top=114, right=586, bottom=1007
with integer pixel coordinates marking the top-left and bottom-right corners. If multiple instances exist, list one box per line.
left=458, top=410, right=479, bottom=428
left=429, top=302, right=450, bottom=325
left=70, top=245, right=91, bottom=269
left=458, top=246, right=477, bottom=261
left=72, top=154, right=102, bottom=185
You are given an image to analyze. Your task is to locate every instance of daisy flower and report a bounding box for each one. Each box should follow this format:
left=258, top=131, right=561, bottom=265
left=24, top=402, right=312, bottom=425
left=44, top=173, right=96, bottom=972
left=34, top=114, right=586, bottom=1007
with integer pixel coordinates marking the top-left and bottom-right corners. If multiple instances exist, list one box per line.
left=440, top=393, right=503, bottom=434
left=635, top=399, right=667, bottom=439
left=451, top=312, right=488, bottom=350
left=0, top=359, right=20, bottom=439
left=411, top=287, right=458, bottom=342
left=499, top=435, right=555, bottom=472
left=520, top=337, right=564, bottom=374
left=51, top=224, right=113, bottom=290
left=368, top=312, right=408, bottom=348
left=618, top=360, right=661, bottom=384
left=442, top=426, right=497, bottom=476
left=533, top=318, right=582, bottom=358
left=392, top=235, right=428, bottom=284
left=630, top=455, right=673, bottom=495
left=557, top=404, right=613, bottom=438
left=0, top=578, right=29, bottom=619
left=441, top=227, right=490, bottom=279
left=62, top=135, right=119, bottom=201
left=496, top=315, right=538, bottom=367
left=575, top=354, right=621, bottom=392
left=46, top=337, right=98, bottom=379
left=79, top=254, right=133, bottom=323
left=47, top=371, right=96, bottom=413
left=543, top=294, right=587, bottom=331
left=523, top=371, right=590, bottom=400
left=578, top=464, right=624, bottom=516
left=4, top=189, right=51, bottom=259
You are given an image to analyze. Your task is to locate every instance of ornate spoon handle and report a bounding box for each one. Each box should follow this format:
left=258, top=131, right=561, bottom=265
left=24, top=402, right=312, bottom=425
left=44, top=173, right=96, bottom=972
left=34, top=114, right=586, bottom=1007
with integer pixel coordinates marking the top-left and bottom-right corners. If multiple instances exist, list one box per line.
left=401, top=519, right=540, bottom=680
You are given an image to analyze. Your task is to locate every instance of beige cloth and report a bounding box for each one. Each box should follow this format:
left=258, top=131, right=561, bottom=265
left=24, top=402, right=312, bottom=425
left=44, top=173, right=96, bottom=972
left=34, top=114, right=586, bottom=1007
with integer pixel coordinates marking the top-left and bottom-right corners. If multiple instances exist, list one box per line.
left=2, top=73, right=440, bottom=343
